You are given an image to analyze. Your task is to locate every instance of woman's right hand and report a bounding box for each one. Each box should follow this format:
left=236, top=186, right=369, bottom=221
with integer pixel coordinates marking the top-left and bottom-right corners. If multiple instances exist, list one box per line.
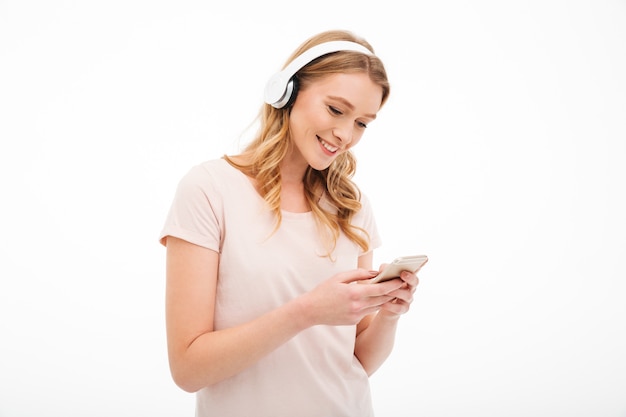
left=295, top=269, right=406, bottom=327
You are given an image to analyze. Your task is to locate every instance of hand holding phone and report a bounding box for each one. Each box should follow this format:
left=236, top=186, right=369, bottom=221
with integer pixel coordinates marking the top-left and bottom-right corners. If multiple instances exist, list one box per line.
left=369, top=255, right=428, bottom=284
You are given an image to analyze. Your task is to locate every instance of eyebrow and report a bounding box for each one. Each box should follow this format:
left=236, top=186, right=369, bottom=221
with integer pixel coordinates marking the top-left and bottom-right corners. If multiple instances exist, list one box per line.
left=328, top=95, right=377, bottom=120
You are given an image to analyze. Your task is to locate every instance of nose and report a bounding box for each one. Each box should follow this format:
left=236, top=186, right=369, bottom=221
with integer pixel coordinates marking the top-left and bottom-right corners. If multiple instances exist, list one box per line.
left=332, top=120, right=354, bottom=147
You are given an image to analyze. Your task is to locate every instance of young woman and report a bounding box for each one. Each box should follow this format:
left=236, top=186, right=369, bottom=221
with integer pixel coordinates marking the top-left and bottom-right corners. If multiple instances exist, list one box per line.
left=159, top=29, right=420, bottom=416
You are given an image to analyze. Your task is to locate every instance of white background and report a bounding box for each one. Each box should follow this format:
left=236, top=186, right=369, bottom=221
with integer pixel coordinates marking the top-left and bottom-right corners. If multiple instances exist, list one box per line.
left=1, top=1, right=625, bottom=416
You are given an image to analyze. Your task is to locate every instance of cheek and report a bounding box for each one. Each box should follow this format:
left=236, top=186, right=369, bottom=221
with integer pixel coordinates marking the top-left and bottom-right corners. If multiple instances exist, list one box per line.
left=288, top=109, right=306, bottom=138
left=290, top=101, right=319, bottom=133
left=305, top=104, right=329, bottom=127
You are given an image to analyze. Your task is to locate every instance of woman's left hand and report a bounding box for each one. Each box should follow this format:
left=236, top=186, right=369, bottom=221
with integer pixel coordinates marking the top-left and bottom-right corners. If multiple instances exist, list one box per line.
left=378, top=270, right=419, bottom=317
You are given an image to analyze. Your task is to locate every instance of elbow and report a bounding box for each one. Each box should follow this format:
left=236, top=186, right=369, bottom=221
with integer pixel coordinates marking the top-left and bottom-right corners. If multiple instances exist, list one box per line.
left=169, top=356, right=226, bottom=393
left=355, top=355, right=382, bottom=377
left=167, top=337, right=228, bottom=391
left=175, top=381, right=200, bottom=394
left=169, top=359, right=207, bottom=393
left=354, top=343, right=393, bottom=377
left=170, top=368, right=203, bottom=393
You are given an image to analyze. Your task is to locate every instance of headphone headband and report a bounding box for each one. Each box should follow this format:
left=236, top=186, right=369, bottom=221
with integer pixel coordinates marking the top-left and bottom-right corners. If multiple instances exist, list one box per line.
left=264, top=40, right=374, bottom=109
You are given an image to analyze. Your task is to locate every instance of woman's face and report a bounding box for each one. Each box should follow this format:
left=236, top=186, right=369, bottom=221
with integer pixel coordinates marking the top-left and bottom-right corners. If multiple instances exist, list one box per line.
left=288, top=72, right=383, bottom=171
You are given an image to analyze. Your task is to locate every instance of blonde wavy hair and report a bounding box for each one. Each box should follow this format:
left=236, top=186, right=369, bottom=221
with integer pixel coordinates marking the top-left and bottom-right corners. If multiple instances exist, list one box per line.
left=225, top=30, right=390, bottom=256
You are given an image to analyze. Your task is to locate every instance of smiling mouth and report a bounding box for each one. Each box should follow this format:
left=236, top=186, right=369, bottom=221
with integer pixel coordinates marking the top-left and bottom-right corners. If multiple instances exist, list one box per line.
left=317, top=136, right=339, bottom=153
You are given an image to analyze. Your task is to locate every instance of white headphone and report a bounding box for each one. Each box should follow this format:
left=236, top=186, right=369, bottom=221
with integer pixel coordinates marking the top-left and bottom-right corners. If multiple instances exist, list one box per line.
left=263, top=40, right=374, bottom=109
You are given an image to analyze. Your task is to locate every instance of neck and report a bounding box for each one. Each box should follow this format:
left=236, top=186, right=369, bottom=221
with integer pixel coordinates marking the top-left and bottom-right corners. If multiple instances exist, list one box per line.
left=279, top=152, right=312, bottom=212
left=279, top=149, right=309, bottom=185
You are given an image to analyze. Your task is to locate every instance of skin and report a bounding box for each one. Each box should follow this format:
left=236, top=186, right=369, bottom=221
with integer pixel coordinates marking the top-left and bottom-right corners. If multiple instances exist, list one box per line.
left=165, top=72, right=420, bottom=393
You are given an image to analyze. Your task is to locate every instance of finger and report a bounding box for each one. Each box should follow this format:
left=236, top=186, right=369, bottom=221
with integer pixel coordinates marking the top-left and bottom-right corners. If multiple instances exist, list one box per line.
left=361, top=278, right=405, bottom=296
left=351, top=293, right=397, bottom=315
left=400, top=271, right=420, bottom=288
left=336, top=269, right=379, bottom=284
left=375, top=293, right=398, bottom=304
left=385, top=286, right=413, bottom=303
left=381, top=301, right=410, bottom=316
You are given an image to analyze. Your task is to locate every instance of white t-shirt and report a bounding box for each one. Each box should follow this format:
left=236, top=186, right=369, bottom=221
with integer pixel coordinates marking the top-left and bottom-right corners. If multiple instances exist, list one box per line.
left=160, top=158, right=382, bottom=417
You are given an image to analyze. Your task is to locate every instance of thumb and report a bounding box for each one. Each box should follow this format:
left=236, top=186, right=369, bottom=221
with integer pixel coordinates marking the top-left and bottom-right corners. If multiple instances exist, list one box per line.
left=336, top=268, right=379, bottom=284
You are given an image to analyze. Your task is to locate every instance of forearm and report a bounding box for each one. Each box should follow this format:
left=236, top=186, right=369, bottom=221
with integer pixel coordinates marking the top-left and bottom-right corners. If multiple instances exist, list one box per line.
left=354, top=311, right=400, bottom=376
left=170, top=297, right=309, bottom=392
left=166, top=239, right=391, bottom=392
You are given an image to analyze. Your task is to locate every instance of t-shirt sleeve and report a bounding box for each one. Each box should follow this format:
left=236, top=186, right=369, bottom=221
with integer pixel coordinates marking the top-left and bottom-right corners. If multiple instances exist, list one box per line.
left=159, top=165, right=223, bottom=252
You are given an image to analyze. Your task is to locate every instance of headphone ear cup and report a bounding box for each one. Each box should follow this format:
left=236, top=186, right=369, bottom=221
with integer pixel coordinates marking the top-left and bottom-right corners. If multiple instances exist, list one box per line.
left=268, top=77, right=299, bottom=109
left=282, top=77, right=299, bottom=108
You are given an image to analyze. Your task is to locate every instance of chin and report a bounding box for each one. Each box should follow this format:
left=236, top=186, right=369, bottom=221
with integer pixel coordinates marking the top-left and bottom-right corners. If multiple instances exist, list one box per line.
left=308, top=160, right=334, bottom=171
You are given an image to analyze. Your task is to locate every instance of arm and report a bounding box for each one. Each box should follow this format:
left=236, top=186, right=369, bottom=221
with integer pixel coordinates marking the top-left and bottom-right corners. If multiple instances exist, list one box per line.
left=165, top=236, right=400, bottom=392
left=165, top=236, right=308, bottom=392
left=354, top=252, right=420, bottom=375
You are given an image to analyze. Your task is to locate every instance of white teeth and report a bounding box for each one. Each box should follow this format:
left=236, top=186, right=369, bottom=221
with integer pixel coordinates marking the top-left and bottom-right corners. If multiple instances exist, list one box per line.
left=319, top=138, right=338, bottom=153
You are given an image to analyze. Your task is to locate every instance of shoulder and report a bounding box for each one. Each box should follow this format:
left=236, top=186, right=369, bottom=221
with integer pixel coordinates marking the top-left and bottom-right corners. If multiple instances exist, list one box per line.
left=353, top=189, right=379, bottom=229
left=169, top=159, right=240, bottom=211
left=356, top=188, right=377, bottom=216
left=178, top=158, right=239, bottom=192
left=358, top=190, right=374, bottom=208
left=186, top=158, right=234, bottom=180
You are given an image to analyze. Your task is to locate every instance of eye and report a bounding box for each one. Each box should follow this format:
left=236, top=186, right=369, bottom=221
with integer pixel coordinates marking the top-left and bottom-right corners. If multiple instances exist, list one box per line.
left=356, top=121, right=368, bottom=129
left=328, top=106, right=342, bottom=115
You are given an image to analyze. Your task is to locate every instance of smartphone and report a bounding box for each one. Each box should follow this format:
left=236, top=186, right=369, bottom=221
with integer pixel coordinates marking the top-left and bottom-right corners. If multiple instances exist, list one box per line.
left=369, top=255, right=428, bottom=283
